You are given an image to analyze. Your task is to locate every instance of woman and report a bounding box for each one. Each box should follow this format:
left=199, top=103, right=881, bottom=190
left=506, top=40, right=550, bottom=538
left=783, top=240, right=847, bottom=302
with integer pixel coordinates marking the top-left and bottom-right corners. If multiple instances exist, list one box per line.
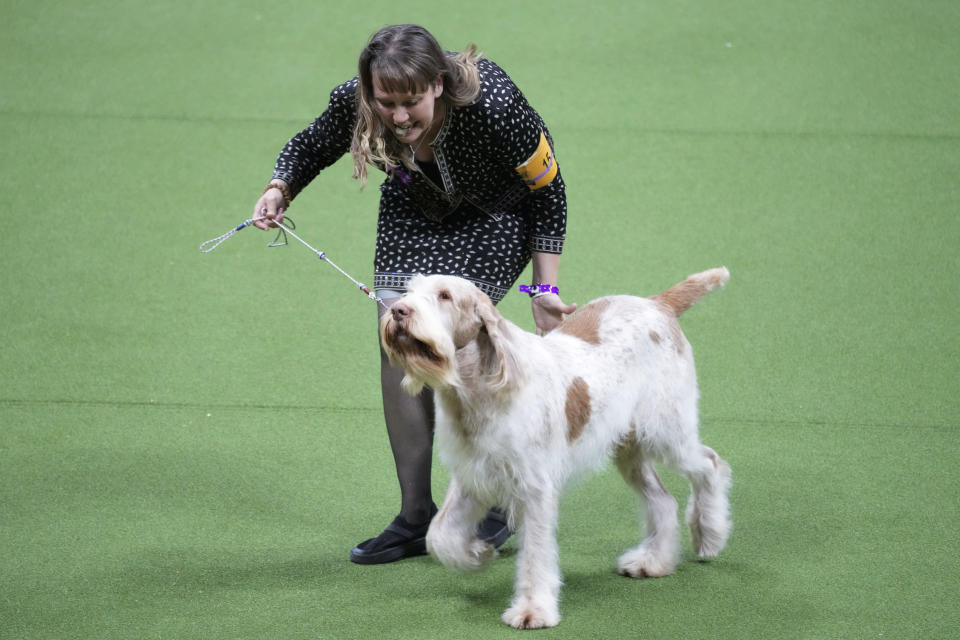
left=252, top=24, right=576, bottom=564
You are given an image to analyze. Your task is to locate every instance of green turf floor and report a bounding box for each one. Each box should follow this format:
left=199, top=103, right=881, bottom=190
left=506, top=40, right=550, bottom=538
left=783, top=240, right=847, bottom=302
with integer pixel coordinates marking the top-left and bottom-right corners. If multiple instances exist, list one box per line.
left=2, top=1, right=958, bottom=638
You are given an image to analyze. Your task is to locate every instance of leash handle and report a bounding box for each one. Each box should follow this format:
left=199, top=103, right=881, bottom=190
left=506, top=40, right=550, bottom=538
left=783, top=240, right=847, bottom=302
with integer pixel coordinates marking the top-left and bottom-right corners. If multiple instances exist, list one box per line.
left=199, top=219, right=254, bottom=253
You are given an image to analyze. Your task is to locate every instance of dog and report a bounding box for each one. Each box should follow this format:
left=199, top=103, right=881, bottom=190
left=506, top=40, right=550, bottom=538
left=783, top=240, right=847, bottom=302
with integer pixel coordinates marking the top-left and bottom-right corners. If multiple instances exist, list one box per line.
left=379, top=269, right=732, bottom=629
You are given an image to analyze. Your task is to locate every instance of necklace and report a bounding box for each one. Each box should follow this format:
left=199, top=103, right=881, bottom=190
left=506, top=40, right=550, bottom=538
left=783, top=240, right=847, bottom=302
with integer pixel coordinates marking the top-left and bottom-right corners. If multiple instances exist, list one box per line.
left=409, top=135, right=428, bottom=159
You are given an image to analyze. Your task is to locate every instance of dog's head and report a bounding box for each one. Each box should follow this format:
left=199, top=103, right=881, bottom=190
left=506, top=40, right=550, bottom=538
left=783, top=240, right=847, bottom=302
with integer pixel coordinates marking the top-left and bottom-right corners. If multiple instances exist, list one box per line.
left=379, top=275, right=520, bottom=396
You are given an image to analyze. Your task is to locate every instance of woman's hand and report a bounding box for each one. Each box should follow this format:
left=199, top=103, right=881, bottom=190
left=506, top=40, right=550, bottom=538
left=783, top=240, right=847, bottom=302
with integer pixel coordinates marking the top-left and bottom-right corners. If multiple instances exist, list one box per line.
left=531, top=293, right=577, bottom=336
left=252, top=182, right=289, bottom=230
left=528, top=251, right=574, bottom=334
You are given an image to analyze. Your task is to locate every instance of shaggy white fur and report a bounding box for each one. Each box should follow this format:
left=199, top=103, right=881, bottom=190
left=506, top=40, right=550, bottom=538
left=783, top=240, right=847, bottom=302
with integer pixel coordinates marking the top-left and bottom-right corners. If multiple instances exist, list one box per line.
left=379, top=268, right=733, bottom=629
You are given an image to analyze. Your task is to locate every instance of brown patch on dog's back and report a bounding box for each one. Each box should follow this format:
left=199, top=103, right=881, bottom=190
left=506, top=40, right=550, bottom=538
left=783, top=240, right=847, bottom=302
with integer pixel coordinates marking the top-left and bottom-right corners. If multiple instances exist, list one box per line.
left=565, top=377, right=591, bottom=443
left=555, top=299, right=610, bottom=345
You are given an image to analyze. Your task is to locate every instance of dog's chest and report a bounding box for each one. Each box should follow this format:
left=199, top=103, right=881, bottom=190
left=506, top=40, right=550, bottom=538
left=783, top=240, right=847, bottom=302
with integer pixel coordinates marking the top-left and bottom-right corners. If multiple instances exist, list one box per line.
left=436, top=399, right=526, bottom=484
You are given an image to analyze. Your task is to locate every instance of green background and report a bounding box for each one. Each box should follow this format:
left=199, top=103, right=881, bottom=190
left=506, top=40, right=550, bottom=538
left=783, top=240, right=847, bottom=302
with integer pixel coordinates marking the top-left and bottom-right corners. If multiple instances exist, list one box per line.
left=2, top=0, right=957, bottom=638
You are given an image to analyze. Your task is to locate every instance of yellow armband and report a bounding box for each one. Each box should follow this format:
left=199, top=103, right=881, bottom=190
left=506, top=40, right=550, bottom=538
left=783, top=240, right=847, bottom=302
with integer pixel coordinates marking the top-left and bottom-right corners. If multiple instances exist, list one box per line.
left=515, top=131, right=558, bottom=190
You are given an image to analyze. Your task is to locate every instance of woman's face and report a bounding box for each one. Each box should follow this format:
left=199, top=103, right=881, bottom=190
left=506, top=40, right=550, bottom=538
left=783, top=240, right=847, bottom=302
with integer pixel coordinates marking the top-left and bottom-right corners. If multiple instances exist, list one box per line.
left=371, top=72, right=443, bottom=148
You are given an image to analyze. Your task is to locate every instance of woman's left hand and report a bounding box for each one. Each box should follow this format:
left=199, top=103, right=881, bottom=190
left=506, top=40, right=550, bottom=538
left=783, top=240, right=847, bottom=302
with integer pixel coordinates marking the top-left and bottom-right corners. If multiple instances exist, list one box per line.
left=532, top=294, right=578, bottom=336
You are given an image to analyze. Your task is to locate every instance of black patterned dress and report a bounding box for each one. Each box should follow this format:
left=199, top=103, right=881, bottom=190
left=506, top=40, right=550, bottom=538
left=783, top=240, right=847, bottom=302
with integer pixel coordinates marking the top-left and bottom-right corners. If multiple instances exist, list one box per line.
left=271, top=58, right=566, bottom=303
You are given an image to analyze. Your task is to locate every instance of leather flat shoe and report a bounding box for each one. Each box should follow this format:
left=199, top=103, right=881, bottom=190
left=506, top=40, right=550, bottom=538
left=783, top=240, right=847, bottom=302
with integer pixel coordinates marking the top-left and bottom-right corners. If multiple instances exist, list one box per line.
left=349, top=509, right=435, bottom=565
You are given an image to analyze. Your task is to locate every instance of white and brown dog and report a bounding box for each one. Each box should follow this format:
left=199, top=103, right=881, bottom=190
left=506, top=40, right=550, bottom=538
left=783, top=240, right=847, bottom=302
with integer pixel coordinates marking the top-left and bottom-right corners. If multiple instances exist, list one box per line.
left=379, top=269, right=732, bottom=629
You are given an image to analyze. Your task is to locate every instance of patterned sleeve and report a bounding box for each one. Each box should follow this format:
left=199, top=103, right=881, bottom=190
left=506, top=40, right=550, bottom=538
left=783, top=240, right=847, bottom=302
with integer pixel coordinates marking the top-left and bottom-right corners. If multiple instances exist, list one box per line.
left=271, top=78, right=359, bottom=199
left=486, top=70, right=567, bottom=254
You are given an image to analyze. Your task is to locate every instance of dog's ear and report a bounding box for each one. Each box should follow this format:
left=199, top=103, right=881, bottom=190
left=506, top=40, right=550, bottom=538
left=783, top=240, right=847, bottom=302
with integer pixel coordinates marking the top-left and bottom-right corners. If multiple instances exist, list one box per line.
left=452, top=296, right=484, bottom=349
left=474, top=297, right=522, bottom=393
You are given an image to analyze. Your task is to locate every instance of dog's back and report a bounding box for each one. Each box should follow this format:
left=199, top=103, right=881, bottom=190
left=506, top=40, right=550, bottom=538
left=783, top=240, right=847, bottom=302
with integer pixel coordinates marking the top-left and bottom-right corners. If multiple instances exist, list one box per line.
left=551, top=267, right=729, bottom=356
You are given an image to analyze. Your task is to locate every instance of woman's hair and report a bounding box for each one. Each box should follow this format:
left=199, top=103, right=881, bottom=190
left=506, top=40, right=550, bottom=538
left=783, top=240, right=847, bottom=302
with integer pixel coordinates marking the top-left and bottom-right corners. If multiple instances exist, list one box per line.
left=351, top=24, right=482, bottom=186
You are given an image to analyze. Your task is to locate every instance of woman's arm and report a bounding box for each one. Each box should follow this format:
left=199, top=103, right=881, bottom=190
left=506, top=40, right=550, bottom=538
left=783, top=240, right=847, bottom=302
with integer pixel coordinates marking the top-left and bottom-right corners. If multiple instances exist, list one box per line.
left=529, top=251, right=577, bottom=335
left=252, top=78, right=359, bottom=230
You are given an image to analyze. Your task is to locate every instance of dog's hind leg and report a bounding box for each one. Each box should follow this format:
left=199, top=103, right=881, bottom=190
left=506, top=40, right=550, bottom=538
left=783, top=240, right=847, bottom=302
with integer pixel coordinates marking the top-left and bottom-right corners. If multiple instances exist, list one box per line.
left=680, top=444, right=732, bottom=558
left=426, top=479, right=495, bottom=572
left=614, top=441, right=680, bottom=578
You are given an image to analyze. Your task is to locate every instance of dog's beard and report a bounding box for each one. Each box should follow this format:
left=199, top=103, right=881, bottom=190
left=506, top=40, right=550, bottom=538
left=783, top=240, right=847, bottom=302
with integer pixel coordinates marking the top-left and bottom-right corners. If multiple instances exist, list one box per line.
left=382, top=316, right=457, bottom=394
left=392, top=325, right=444, bottom=364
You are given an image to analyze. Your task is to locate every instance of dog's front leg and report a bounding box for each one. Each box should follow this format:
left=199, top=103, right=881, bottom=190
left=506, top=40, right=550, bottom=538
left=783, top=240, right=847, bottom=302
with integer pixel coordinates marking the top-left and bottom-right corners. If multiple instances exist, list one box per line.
left=426, top=478, right=495, bottom=572
left=502, top=487, right=562, bottom=629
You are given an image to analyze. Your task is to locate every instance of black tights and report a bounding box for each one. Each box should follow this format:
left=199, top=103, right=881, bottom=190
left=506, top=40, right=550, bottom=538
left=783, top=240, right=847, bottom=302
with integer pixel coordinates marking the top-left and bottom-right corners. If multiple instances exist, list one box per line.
left=378, top=301, right=436, bottom=526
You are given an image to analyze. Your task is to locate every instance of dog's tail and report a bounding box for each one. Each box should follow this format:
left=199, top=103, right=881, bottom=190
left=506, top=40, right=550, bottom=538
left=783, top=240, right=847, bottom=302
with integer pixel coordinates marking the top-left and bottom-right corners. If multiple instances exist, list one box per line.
left=653, top=267, right=730, bottom=317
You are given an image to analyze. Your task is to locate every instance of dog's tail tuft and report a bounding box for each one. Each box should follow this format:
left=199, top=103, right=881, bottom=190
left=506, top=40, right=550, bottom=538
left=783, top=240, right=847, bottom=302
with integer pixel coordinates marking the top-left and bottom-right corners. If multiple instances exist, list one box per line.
left=653, top=267, right=730, bottom=317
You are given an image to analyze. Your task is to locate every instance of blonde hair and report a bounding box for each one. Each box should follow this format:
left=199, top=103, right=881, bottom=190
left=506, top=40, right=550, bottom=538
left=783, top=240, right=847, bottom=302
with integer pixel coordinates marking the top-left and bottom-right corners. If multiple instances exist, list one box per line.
left=351, top=25, right=482, bottom=186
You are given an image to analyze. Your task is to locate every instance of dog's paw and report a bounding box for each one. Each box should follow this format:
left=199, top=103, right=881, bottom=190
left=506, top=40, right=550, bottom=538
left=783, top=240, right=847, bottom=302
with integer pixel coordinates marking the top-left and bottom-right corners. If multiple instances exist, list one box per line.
left=428, top=535, right=496, bottom=572
left=617, top=546, right=676, bottom=579
left=501, top=601, right=560, bottom=629
left=460, top=537, right=497, bottom=572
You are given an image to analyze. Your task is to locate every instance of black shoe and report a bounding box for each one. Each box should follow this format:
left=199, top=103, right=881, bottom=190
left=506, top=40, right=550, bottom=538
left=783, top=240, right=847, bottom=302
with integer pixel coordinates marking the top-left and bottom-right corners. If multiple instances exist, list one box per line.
left=478, top=507, right=512, bottom=548
left=349, top=506, right=437, bottom=565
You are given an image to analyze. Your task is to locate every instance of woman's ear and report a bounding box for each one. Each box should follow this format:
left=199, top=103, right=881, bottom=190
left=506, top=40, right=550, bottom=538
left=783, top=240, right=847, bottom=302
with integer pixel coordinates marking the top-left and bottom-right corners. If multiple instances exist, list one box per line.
left=433, top=76, right=444, bottom=98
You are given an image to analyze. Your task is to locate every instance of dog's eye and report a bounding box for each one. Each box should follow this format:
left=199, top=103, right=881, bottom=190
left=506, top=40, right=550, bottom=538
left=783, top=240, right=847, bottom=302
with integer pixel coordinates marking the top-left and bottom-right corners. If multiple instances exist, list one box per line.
left=438, top=290, right=452, bottom=301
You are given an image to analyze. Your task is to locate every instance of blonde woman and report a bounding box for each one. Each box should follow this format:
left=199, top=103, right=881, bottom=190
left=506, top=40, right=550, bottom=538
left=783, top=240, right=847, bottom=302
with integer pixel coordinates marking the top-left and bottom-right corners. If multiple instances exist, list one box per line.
left=253, top=24, right=576, bottom=564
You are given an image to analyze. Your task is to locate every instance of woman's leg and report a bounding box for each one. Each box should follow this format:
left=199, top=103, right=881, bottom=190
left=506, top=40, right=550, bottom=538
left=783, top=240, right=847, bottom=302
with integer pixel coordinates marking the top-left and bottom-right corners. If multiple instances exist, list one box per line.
left=379, top=305, right=437, bottom=526
left=349, top=293, right=437, bottom=564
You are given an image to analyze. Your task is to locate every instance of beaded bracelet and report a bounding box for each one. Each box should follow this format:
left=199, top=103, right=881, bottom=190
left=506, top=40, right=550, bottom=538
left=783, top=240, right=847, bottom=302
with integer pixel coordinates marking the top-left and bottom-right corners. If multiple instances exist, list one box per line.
left=262, top=182, right=292, bottom=208
left=519, top=283, right=559, bottom=298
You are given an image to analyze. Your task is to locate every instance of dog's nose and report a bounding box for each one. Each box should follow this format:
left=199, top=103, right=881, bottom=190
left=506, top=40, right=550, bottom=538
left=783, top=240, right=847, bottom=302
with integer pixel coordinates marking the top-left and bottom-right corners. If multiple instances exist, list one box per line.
left=391, top=303, right=411, bottom=320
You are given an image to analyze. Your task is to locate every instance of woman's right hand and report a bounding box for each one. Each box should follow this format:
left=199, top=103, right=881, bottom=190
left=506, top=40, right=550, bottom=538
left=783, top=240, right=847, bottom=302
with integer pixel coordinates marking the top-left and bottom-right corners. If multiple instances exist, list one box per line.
left=252, top=182, right=289, bottom=230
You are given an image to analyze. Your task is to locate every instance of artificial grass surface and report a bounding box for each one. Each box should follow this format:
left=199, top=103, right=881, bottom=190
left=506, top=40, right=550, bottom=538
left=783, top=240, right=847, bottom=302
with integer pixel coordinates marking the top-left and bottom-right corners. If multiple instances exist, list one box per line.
left=2, top=0, right=958, bottom=638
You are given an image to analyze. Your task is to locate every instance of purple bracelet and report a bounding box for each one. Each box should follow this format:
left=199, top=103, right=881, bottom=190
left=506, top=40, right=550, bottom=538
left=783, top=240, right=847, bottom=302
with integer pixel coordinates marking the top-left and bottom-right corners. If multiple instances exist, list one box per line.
left=519, top=284, right=559, bottom=297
